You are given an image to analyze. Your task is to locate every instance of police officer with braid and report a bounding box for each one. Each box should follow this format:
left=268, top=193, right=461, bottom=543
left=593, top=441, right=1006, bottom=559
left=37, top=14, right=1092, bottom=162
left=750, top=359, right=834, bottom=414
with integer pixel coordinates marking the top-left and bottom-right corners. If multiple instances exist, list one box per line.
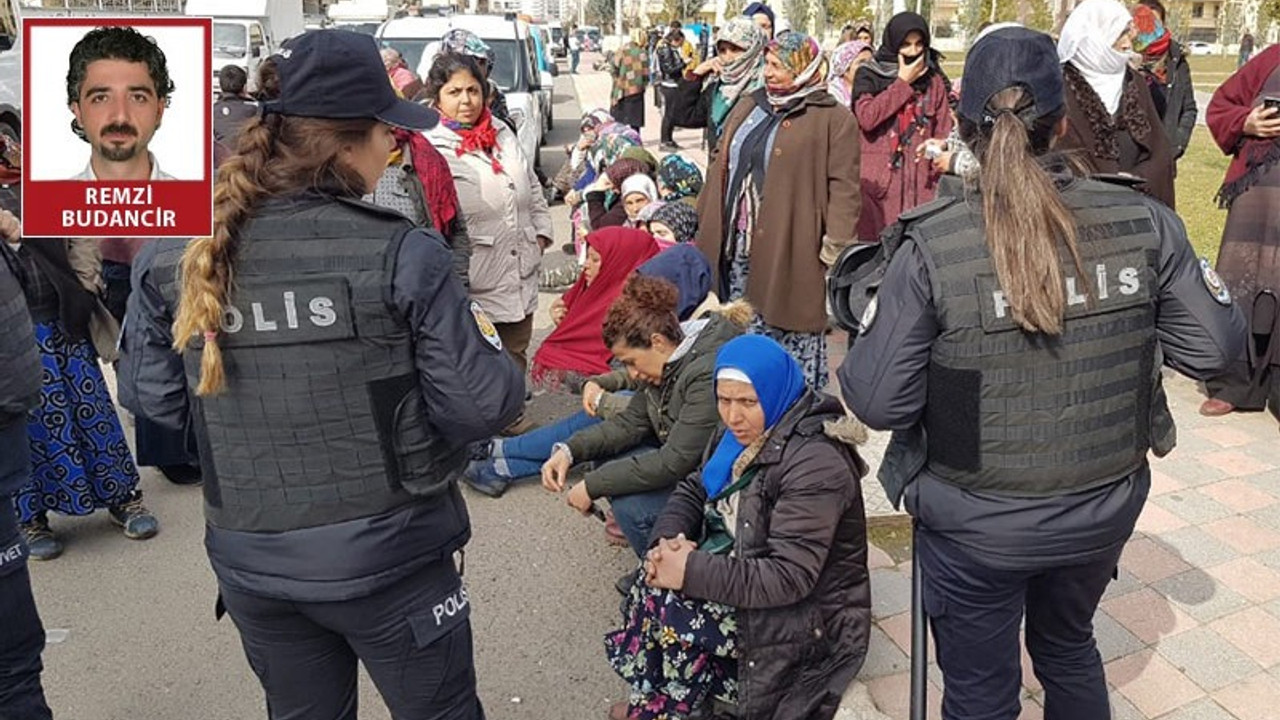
left=119, top=30, right=522, bottom=720
left=837, top=27, right=1245, bottom=720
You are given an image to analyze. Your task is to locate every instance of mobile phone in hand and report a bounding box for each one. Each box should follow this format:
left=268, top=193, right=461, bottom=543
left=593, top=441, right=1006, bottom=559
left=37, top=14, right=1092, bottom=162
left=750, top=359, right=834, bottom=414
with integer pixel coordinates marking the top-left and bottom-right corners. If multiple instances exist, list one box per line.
left=1264, top=96, right=1280, bottom=113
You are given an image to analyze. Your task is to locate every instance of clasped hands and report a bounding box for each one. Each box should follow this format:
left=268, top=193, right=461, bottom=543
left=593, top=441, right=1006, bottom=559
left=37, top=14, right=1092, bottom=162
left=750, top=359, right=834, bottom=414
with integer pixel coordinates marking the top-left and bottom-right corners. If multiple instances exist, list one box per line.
left=644, top=533, right=696, bottom=591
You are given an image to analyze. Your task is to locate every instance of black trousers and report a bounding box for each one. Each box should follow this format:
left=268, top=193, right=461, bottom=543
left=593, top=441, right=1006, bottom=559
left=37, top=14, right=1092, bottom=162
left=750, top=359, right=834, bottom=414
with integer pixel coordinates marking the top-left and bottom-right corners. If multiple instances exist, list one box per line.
left=0, top=422, right=53, bottom=720
left=219, top=559, right=484, bottom=720
left=659, top=85, right=678, bottom=144
left=916, top=526, right=1120, bottom=720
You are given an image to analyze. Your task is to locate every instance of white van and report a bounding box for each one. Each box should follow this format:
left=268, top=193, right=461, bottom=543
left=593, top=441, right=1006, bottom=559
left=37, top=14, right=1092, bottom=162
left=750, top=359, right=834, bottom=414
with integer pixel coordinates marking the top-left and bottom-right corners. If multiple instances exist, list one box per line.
left=378, top=14, right=549, bottom=172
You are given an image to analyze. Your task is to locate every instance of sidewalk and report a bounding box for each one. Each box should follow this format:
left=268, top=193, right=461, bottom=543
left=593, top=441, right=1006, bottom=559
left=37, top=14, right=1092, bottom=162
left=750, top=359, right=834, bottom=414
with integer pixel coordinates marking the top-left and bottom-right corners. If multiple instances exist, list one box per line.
left=570, top=66, right=1280, bottom=720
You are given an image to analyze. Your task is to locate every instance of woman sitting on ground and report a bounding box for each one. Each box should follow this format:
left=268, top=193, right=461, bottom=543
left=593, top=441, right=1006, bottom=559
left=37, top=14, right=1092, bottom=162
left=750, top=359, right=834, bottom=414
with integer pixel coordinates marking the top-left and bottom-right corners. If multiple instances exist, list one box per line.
left=636, top=200, right=699, bottom=248
left=464, top=250, right=720, bottom=499
left=532, top=227, right=659, bottom=389
left=538, top=276, right=746, bottom=557
left=586, top=158, right=657, bottom=230
left=605, top=334, right=871, bottom=720
left=656, top=154, right=704, bottom=205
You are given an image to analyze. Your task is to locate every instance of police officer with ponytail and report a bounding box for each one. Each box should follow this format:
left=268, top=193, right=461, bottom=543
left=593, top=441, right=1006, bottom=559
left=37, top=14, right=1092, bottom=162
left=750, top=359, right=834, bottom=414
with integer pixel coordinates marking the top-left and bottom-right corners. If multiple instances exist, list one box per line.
left=119, top=30, right=522, bottom=719
left=837, top=27, right=1244, bottom=720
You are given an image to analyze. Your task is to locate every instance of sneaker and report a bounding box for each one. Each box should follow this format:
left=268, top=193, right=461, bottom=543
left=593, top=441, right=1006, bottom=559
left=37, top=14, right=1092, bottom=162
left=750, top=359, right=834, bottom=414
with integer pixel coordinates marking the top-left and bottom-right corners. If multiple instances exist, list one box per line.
left=462, top=460, right=510, bottom=498
left=107, top=494, right=159, bottom=540
left=658, top=142, right=681, bottom=152
left=21, top=516, right=63, bottom=561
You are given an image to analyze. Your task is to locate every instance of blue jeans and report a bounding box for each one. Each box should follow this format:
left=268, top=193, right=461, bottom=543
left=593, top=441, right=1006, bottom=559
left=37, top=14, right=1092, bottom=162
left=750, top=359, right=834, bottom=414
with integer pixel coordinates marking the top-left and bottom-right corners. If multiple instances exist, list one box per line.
left=570, top=50, right=580, bottom=73
left=609, top=485, right=674, bottom=557
left=0, top=421, right=53, bottom=720
left=490, top=410, right=603, bottom=480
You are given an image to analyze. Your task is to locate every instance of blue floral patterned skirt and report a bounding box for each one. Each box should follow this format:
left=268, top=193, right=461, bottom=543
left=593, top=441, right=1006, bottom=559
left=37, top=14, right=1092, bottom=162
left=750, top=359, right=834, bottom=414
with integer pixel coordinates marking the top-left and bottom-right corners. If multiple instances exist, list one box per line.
left=14, top=321, right=140, bottom=524
left=605, top=571, right=739, bottom=719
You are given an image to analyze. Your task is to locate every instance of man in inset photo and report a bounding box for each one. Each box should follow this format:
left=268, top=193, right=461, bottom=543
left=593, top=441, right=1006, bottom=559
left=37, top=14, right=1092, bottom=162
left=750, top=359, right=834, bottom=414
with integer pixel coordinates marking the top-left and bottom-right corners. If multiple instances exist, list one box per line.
left=66, top=26, right=175, bottom=180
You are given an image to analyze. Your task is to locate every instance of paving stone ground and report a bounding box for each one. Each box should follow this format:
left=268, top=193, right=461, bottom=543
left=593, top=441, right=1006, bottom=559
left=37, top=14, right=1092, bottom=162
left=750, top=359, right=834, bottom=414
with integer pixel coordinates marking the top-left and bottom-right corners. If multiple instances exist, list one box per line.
left=570, top=64, right=1280, bottom=720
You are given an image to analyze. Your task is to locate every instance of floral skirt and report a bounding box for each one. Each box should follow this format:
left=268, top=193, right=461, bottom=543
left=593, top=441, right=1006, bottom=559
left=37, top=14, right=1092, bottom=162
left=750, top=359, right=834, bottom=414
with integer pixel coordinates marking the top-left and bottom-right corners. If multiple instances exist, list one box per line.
left=15, top=321, right=140, bottom=524
left=727, top=230, right=830, bottom=390
left=605, top=570, right=739, bottom=720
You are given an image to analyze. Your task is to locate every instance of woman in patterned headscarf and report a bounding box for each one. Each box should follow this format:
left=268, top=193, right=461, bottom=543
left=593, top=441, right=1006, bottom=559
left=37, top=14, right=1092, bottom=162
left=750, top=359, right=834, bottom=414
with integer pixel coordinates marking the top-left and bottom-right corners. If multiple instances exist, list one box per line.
left=695, top=32, right=860, bottom=390
left=606, top=29, right=651, bottom=131
left=656, top=153, right=704, bottom=204
left=827, top=39, right=873, bottom=109
left=686, top=17, right=767, bottom=160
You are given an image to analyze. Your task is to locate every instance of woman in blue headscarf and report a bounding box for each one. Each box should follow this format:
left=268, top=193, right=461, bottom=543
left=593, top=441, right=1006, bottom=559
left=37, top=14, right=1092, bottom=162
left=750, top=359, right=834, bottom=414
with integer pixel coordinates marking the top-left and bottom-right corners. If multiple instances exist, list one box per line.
left=604, top=335, right=872, bottom=720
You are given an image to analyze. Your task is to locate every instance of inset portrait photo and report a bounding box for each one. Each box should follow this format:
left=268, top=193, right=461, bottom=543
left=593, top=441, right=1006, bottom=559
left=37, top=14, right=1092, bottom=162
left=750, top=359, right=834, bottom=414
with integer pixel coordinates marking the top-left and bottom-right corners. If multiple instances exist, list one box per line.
left=22, top=17, right=212, bottom=238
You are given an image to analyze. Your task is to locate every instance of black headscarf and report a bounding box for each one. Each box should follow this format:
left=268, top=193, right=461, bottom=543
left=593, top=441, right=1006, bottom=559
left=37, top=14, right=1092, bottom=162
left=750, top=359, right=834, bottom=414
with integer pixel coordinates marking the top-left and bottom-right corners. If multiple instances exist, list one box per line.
left=852, top=12, right=940, bottom=97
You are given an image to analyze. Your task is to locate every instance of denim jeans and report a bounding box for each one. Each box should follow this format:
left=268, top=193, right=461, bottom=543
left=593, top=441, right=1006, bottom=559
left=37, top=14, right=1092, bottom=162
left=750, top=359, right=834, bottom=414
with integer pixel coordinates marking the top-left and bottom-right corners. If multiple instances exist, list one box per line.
left=609, top=485, right=674, bottom=557
left=490, top=410, right=603, bottom=481
left=0, top=421, right=53, bottom=720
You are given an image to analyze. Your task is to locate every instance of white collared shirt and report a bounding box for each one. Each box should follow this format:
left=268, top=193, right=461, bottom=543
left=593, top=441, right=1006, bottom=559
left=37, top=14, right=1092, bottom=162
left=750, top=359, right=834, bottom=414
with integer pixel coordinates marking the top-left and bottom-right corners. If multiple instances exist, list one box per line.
left=74, top=152, right=176, bottom=181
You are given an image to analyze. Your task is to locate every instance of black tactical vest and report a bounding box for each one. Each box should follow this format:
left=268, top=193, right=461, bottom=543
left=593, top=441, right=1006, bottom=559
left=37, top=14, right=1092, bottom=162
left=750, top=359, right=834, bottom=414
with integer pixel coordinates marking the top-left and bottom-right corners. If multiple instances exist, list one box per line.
left=912, top=179, right=1175, bottom=497
left=154, top=197, right=465, bottom=533
left=0, top=247, right=40, bottom=427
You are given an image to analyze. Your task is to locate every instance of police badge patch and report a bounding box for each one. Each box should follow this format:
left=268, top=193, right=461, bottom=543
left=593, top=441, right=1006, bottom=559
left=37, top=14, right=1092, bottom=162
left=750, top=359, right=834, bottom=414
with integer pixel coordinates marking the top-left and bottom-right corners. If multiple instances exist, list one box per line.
left=859, top=295, right=879, bottom=334
left=471, top=301, right=503, bottom=351
left=1200, top=258, right=1232, bottom=306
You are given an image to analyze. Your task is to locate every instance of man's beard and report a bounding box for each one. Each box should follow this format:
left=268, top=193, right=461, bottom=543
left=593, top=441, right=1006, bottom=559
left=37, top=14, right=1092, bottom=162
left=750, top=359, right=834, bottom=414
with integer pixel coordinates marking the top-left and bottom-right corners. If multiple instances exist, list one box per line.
left=94, top=123, right=143, bottom=162
left=97, top=141, right=140, bottom=162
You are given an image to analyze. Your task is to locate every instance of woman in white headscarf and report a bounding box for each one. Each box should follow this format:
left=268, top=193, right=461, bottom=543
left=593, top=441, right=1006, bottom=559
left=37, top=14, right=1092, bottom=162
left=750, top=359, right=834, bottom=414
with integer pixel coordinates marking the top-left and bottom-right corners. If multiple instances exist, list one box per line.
left=1056, top=0, right=1175, bottom=207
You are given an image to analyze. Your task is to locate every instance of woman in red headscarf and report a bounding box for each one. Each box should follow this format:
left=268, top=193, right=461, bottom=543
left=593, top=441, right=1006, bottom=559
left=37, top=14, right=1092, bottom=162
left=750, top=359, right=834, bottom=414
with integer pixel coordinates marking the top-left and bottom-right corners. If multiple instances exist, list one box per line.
left=533, top=227, right=660, bottom=385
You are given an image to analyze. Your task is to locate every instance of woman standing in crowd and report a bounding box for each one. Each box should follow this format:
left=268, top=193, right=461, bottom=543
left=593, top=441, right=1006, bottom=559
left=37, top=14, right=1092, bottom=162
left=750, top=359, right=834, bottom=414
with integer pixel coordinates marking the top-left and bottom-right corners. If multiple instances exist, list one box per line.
left=1057, top=0, right=1175, bottom=207
left=100, top=239, right=202, bottom=486
left=696, top=32, right=860, bottom=389
left=656, top=153, right=704, bottom=204
left=853, top=11, right=952, bottom=243
left=742, top=1, right=775, bottom=39
left=656, top=28, right=690, bottom=151
left=530, top=227, right=659, bottom=389
left=120, top=30, right=523, bottom=719
left=541, top=276, right=745, bottom=557
left=607, top=29, right=651, bottom=133
left=608, top=334, right=869, bottom=720
left=840, top=27, right=1243, bottom=719
left=367, top=123, right=472, bottom=287
left=426, top=53, right=553, bottom=374
left=1201, top=43, right=1280, bottom=419
left=4, top=239, right=156, bottom=560
left=687, top=18, right=766, bottom=160
left=827, top=39, right=873, bottom=110
left=1132, top=0, right=1198, bottom=162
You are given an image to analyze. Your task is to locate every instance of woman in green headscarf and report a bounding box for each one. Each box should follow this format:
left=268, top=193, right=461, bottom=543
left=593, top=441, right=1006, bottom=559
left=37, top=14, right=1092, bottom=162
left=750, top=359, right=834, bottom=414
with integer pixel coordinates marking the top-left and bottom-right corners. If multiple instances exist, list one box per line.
left=685, top=17, right=766, bottom=162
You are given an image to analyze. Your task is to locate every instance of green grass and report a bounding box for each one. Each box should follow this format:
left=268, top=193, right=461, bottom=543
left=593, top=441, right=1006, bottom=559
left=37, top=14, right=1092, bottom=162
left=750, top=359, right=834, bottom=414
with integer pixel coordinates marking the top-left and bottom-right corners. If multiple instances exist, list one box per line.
left=1175, top=125, right=1231, bottom=262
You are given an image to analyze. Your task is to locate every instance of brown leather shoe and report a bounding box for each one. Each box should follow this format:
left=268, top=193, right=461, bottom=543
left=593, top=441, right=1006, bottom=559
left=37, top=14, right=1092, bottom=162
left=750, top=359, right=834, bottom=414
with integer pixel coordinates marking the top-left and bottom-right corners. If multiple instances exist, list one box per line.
left=608, top=701, right=629, bottom=720
left=1199, top=398, right=1236, bottom=417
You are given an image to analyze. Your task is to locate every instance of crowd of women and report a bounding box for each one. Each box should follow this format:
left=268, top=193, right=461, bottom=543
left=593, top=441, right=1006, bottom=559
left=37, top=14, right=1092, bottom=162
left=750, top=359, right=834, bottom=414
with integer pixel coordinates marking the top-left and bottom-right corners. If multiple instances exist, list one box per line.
left=6, top=1, right=1280, bottom=718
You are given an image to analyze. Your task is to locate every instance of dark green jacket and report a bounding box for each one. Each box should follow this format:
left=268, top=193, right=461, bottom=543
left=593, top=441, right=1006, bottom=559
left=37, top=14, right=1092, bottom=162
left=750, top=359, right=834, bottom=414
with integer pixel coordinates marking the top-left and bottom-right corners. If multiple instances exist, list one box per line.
left=569, top=314, right=742, bottom=499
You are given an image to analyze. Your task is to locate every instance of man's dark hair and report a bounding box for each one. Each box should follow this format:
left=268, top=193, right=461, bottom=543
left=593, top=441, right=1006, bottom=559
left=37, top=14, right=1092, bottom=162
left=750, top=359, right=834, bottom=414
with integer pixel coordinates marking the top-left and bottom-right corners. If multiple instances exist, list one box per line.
left=1138, top=0, right=1167, bottom=23
left=218, top=65, right=248, bottom=96
left=66, top=26, right=175, bottom=106
left=669, top=20, right=682, bottom=29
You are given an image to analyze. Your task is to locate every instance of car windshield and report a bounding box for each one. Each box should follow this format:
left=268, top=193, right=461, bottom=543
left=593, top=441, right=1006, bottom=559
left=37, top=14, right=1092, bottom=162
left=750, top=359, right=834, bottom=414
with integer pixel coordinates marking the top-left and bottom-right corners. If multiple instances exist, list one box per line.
left=382, top=36, right=523, bottom=92
left=213, top=23, right=247, bottom=58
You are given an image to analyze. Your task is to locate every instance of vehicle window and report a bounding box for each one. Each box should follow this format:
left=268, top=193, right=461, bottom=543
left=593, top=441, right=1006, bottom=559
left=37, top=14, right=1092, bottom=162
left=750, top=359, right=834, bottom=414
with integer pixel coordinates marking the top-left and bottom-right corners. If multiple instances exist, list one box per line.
left=214, top=23, right=248, bottom=58
left=384, top=36, right=523, bottom=92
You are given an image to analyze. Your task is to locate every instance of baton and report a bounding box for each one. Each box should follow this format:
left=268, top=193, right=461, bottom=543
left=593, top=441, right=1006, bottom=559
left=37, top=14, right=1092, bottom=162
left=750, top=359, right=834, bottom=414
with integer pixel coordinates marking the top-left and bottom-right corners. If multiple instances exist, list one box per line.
left=910, top=519, right=928, bottom=720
